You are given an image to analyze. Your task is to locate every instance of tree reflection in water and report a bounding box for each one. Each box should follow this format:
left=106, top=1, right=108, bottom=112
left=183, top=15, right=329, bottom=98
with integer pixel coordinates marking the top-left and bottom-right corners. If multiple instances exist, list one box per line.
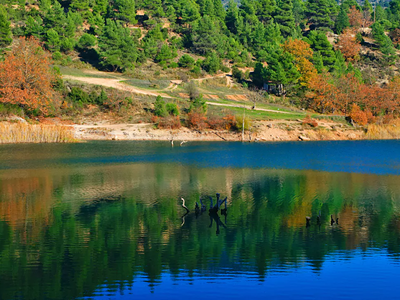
left=1, top=162, right=400, bottom=299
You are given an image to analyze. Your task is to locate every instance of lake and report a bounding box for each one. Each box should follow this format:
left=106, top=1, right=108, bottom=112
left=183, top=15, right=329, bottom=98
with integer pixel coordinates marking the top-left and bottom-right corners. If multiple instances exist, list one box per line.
left=1, top=140, right=400, bottom=300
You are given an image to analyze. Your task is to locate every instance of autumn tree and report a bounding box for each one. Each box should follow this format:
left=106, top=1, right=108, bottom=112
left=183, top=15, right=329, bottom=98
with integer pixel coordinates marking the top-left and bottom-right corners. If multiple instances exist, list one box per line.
left=283, top=38, right=318, bottom=88
left=347, top=6, right=363, bottom=28
left=336, top=28, right=361, bottom=61
left=0, top=37, right=60, bottom=115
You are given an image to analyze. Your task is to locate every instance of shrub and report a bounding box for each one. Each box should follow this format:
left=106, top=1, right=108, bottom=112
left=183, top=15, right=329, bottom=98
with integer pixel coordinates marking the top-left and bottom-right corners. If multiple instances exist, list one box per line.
left=302, top=115, right=318, bottom=127
left=154, top=96, right=167, bottom=117
left=155, top=115, right=181, bottom=129
left=169, top=62, right=179, bottom=68
left=207, top=114, right=237, bottom=130
left=178, top=54, right=195, bottom=68
left=166, top=103, right=179, bottom=116
left=68, top=87, right=90, bottom=104
left=232, top=67, right=244, bottom=81
left=236, top=115, right=251, bottom=131
left=187, top=111, right=208, bottom=130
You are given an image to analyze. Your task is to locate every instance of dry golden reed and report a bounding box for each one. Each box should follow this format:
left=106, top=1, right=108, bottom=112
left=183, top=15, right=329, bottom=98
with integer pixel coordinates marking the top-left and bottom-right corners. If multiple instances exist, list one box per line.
left=0, top=123, right=78, bottom=144
left=365, top=119, right=400, bottom=140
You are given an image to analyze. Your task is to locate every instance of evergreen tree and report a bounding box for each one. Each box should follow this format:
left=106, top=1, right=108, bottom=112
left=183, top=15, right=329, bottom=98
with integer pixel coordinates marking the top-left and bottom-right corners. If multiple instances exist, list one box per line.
left=0, top=5, right=12, bottom=47
left=256, top=0, right=276, bottom=23
left=313, top=51, right=325, bottom=73
left=274, top=0, right=296, bottom=37
left=226, top=0, right=241, bottom=34
left=24, top=16, right=44, bottom=38
left=306, top=0, right=335, bottom=30
left=98, top=19, right=139, bottom=71
left=363, top=0, right=373, bottom=16
left=115, top=0, right=136, bottom=24
left=372, top=22, right=396, bottom=62
left=333, top=50, right=347, bottom=77
left=45, top=28, right=60, bottom=51
left=335, top=6, right=350, bottom=34
left=292, top=0, right=305, bottom=26
left=306, top=31, right=336, bottom=68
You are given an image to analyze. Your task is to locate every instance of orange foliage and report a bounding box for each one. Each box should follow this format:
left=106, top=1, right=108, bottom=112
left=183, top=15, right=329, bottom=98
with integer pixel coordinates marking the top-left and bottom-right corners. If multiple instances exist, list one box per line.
left=187, top=111, right=208, bottom=130
left=0, top=37, right=60, bottom=115
left=153, top=115, right=182, bottom=129
left=389, top=28, right=400, bottom=46
left=282, top=39, right=317, bottom=88
left=336, top=29, right=361, bottom=61
left=306, top=72, right=400, bottom=124
left=302, top=115, right=318, bottom=127
left=347, top=6, right=363, bottom=28
left=207, top=114, right=237, bottom=130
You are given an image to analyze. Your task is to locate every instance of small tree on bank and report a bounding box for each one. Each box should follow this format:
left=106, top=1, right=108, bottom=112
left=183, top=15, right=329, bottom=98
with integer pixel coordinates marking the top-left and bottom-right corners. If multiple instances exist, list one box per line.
left=0, top=37, right=61, bottom=115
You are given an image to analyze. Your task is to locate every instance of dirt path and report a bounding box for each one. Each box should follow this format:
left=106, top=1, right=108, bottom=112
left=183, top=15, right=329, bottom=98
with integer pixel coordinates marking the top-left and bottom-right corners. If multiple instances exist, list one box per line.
left=63, top=75, right=172, bottom=98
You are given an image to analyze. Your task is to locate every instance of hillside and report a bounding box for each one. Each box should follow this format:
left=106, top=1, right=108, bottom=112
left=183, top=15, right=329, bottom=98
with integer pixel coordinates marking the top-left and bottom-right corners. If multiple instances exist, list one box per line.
left=1, top=0, right=400, bottom=142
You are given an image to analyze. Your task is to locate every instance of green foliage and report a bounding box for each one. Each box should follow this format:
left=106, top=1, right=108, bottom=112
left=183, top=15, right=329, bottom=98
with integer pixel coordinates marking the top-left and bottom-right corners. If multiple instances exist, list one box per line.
left=98, top=19, right=139, bottom=71
left=274, top=0, right=296, bottom=37
left=77, top=33, right=97, bottom=49
left=178, top=54, right=195, bottom=68
left=306, top=0, right=336, bottom=30
left=154, top=95, right=167, bottom=117
left=335, top=6, right=350, bottom=34
left=166, top=103, right=179, bottom=116
left=372, top=22, right=396, bottom=62
left=0, top=5, right=12, bottom=47
left=202, top=52, right=221, bottom=74
left=306, top=31, right=336, bottom=68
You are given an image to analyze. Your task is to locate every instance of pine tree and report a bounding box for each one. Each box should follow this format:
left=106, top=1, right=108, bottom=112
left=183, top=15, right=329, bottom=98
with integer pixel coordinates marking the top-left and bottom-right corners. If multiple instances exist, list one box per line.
left=372, top=22, right=396, bottom=63
left=115, top=0, right=136, bottom=24
left=226, top=0, right=241, bottom=34
left=306, top=0, right=335, bottom=30
left=256, top=0, right=276, bottom=23
left=0, top=5, right=12, bottom=47
left=306, top=31, right=336, bottom=68
left=333, top=50, right=347, bottom=77
left=292, top=0, right=305, bottom=26
left=274, top=0, right=296, bottom=37
left=98, top=19, right=139, bottom=71
left=335, top=6, right=350, bottom=34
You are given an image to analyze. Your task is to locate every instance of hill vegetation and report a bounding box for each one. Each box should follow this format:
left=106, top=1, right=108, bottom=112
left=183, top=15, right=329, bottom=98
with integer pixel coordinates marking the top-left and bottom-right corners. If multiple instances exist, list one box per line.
left=2, top=0, right=400, bottom=135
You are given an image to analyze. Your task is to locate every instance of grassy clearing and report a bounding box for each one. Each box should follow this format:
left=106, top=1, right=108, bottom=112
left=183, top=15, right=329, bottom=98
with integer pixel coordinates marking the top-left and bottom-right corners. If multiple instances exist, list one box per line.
left=0, top=123, right=78, bottom=143
left=208, top=105, right=307, bottom=121
left=59, top=66, right=121, bottom=79
left=123, top=79, right=171, bottom=90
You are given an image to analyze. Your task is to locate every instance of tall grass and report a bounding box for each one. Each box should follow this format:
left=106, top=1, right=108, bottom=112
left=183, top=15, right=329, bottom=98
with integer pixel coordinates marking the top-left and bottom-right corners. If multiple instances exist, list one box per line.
left=365, top=119, right=400, bottom=139
left=0, top=123, right=78, bottom=144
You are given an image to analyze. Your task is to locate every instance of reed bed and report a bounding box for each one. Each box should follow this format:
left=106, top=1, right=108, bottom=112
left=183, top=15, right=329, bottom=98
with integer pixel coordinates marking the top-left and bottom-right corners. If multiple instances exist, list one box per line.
left=365, top=119, right=400, bottom=140
left=0, top=123, right=78, bottom=143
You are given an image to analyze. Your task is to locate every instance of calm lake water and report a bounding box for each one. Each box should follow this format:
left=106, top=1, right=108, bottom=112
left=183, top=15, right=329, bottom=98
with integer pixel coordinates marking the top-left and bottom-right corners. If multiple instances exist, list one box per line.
left=1, top=140, right=400, bottom=300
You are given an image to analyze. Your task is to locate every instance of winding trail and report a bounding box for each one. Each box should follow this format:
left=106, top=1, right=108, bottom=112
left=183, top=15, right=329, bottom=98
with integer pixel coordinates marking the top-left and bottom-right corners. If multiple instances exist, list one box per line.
left=62, top=74, right=297, bottom=115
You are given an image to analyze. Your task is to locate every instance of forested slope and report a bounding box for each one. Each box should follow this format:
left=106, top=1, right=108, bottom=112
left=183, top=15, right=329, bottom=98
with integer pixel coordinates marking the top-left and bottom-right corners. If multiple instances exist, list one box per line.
left=1, top=0, right=400, bottom=126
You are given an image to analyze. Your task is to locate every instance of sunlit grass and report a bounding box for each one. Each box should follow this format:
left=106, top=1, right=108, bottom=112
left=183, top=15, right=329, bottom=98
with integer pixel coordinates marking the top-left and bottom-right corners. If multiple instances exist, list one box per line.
left=0, top=123, right=79, bottom=144
left=366, top=119, right=400, bottom=139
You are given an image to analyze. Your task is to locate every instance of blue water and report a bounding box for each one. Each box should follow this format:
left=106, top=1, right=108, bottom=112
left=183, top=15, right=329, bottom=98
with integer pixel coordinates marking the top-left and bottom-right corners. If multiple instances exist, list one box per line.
left=0, top=140, right=400, bottom=300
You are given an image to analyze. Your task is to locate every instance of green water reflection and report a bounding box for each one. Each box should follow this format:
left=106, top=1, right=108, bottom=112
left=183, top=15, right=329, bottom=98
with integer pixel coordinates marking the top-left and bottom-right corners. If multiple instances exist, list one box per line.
left=1, top=162, right=400, bottom=299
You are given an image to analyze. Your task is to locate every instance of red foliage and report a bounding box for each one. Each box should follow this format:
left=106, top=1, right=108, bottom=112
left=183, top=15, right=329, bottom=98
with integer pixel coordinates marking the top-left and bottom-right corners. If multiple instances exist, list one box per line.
left=302, top=115, right=318, bottom=127
left=0, top=37, right=61, bottom=115
left=155, top=115, right=181, bottom=129
left=187, top=111, right=208, bottom=130
left=207, top=114, right=237, bottom=130
left=336, top=29, right=361, bottom=61
left=348, top=6, right=363, bottom=28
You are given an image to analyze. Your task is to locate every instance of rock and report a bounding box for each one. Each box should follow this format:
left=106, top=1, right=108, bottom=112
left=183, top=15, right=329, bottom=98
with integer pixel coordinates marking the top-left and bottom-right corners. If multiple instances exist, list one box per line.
left=8, top=116, right=28, bottom=124
left=267, top=124, right=273, bottom=128
left=348, top=133, right=357, bottom=140
left=123, top=132, right=129, bottom=136
left=298, top=135, right=310, bottom=141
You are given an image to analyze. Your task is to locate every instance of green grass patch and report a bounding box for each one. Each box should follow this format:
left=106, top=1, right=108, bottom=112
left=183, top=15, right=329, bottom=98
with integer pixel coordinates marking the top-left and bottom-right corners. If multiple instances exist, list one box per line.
left=59, top=66, right=121, bottom=79
left=123, top=79, right=171, bottom=90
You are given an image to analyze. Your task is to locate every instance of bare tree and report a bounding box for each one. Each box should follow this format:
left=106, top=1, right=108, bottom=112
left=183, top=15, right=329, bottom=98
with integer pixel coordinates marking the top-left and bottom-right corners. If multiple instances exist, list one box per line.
left=245, top=88, right=266, bottom=110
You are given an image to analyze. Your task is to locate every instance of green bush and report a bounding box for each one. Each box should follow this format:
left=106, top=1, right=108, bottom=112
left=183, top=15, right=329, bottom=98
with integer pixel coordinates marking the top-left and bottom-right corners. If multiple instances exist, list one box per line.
left=166, top=103, right=179, bottom=116
left=154, top=96, right=167, bottom=117
left=178, top=54, right=195, bottom=68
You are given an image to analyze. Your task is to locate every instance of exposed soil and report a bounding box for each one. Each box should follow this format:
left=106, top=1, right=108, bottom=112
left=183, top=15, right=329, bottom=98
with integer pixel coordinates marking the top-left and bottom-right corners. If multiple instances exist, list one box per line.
left=69, top=119, right=363, bottom=142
